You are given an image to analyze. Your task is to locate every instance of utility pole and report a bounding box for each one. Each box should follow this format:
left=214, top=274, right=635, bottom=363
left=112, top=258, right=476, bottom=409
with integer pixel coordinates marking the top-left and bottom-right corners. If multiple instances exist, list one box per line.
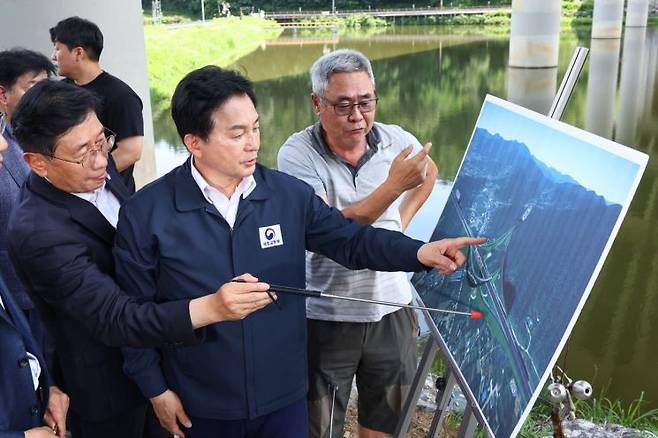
left=332, top=0, right=335, bottom=14
left=152, top=0, right=162, bottom=24
left=201, top=0, right=206, bottom=21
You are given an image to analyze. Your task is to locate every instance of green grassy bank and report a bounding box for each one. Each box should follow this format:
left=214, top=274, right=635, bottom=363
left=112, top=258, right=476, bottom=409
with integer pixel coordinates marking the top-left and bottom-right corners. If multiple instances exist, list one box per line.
left=144, top=16, right=282, bottom=116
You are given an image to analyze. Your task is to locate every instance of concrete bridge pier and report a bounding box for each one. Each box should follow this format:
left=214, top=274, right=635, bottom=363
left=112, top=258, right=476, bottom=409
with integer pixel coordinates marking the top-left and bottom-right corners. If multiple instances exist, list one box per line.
left=592, top=0, right=625, bottom=38
left=508, top=0, right=561, bottom=68
left=585, top=38, right=621, bottom=138
left=626, top=0, right=650, bottom=27
left=0, top=0, right=156, bottom=188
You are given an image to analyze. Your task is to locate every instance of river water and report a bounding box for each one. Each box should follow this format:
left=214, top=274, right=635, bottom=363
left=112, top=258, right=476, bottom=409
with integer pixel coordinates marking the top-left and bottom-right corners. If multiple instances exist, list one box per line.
left=153, top=24, right=658, bottom=409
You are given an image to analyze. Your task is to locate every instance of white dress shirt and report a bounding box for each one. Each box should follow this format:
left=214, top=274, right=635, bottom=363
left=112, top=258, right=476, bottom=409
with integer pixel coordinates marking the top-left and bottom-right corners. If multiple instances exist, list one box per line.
left=72, top=177, right=121, bottom=228
left=0, top=295, right=42, bottom=390
left=191, top=158, right=256, bottom=228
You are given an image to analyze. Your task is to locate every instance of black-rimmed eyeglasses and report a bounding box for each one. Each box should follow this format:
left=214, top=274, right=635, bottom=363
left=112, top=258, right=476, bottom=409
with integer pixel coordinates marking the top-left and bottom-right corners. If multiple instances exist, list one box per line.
left=322, top=97, right=378, bottom=117
left=48, top=127, right=116, bottom=168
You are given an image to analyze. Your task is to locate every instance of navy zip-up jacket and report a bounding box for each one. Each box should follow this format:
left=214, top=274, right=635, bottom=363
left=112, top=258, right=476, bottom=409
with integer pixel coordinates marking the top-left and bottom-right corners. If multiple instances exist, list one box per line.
left=0, top=275, right=48, bottom=438
left=115, top=160, right=426, bottom=420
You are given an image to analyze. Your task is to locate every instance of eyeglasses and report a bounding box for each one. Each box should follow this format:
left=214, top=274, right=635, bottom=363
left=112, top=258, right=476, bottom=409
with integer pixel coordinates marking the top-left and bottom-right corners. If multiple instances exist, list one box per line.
left=49, top=127, right=116, bottom=168
left=0, top=113, right=7, bottom=137
left=322, top=97, right=378, bottom=116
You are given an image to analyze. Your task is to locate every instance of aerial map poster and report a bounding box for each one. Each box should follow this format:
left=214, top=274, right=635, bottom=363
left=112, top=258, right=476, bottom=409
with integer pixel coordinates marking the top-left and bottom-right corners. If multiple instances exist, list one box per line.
left=412, top=95, right=648, bottom=438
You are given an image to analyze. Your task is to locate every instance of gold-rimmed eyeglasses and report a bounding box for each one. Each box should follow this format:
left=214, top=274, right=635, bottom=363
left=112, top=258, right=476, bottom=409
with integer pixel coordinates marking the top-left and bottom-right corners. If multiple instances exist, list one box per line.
left=48, top=127, right=116, bottom=168
left=321, top=97, right=378, bottom=117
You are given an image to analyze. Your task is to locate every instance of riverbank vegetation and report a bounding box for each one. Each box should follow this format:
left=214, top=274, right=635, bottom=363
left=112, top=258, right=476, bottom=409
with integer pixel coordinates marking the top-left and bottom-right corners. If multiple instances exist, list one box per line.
left=438, top=391, right=658, bottom=437
left=144, top=16, right=281, bottom=115
left=294, top=14, right=388, bottom=28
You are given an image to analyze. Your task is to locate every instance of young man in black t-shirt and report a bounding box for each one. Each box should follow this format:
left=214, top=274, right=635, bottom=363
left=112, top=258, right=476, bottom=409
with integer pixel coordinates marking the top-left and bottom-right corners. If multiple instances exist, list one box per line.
left=50, top=16, right=143, bottom=193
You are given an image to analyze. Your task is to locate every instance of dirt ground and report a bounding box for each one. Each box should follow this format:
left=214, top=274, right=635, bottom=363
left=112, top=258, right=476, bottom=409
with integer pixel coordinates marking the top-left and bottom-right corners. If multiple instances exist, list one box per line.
left=343, top=402, right=457, bottom=438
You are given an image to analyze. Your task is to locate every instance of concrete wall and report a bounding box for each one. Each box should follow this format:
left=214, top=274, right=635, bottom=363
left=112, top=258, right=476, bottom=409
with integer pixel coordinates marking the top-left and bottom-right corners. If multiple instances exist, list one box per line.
left=0, top=0, right=156, bottom=186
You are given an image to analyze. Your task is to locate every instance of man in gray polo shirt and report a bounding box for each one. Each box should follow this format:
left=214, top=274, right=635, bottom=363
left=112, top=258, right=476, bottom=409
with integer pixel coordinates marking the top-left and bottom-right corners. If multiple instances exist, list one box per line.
left=278, top=49, right=438, bottom=438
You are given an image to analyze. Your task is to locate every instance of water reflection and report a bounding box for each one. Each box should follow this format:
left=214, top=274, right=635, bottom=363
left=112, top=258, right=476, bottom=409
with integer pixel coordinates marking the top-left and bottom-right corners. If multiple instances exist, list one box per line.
left=152, top=25, right=658, bottom=408
left=586, top=38, right=621, bottom=138
left=617, top=27, right=648, bottom=145
left=507, top=67, right=558, bottom=115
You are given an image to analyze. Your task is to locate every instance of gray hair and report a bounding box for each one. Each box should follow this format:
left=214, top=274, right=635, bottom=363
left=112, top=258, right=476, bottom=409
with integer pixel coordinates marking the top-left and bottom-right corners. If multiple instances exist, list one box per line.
left=310, top=49, right=375, bottom=97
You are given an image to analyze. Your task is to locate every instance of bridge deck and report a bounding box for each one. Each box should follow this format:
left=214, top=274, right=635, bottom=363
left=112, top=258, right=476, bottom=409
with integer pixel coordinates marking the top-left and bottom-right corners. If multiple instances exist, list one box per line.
left=264, top=6, right=510, bottom=21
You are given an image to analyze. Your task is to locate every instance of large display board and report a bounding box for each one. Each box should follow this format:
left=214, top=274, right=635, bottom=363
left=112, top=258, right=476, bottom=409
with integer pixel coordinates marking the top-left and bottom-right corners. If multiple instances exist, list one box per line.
left=412, top=95, right=648, bottom=437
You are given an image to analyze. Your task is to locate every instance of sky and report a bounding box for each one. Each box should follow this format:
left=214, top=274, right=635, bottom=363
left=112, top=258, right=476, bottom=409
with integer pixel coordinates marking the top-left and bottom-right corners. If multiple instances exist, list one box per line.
left=474, top=100, right=642, bottom=206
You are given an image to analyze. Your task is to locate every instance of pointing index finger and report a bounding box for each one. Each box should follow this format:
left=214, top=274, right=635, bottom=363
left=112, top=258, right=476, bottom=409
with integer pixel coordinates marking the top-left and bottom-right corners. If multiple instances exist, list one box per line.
left=451, top=236, right=487, bottom=249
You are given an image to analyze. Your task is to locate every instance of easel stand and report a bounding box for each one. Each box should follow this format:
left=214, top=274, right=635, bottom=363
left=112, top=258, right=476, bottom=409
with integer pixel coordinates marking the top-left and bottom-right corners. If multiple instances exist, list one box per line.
left=394, top=46, right=589, bottom=438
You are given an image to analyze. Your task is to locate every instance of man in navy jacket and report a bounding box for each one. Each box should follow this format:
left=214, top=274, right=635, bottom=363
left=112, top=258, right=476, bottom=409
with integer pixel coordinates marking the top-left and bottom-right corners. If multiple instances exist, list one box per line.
left=0, top=49, right=55, bottom=340
left=0, top=120, right=68, bottom=438
left=0, top=275, right=58, bottom=438
left=8, top=81, right=277, bottom=438
left=115, top=66, right=484, bottom=438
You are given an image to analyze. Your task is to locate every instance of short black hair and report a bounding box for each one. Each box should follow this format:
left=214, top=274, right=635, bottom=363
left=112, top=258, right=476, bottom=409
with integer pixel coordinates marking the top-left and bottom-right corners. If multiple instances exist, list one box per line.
left=171, top=65, right=257, bottom=142
left=0, top=48, right=56, bottom=89
left=12, top=80, right=100, bottom=156
left=49, top=16, right=104, bottom=62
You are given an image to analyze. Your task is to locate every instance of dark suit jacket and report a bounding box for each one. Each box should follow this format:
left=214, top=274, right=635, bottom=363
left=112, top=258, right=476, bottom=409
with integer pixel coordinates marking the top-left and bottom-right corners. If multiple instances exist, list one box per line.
left=8, top=162, right=200, bottom=422
left=0, top=130, right=31, bottom=310
left=0, top=275, right=48, bottom=438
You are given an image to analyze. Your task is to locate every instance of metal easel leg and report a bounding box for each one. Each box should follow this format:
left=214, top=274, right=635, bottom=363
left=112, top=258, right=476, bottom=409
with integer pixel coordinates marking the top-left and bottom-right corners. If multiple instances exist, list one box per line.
left=457, top=405, right=478, bottom=438
left=427, top=369, right=457, bottom=437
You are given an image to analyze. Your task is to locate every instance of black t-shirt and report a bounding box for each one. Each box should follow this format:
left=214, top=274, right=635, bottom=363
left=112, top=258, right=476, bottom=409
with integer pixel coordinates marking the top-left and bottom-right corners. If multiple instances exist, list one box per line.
left=66, top=71, right=143, bottom=193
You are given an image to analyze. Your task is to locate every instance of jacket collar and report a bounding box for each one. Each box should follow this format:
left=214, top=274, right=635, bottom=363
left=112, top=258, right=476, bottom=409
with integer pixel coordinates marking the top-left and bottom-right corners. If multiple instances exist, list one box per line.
left=174, top=157, right=270, bottom=212
left=104, top=160, right=131, bottom=203
left=174, top=157, right=271, bottom=229
left=26, top=160, right=127, bottom=245
left=2, top=127, right=30, bottom=187
left=0, top=277, right=15, bottom=327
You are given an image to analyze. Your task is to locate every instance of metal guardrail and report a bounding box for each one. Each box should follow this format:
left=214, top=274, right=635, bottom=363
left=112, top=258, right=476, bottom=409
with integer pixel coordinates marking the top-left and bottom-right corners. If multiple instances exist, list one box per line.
left=264, top=5, right=508, bottom=19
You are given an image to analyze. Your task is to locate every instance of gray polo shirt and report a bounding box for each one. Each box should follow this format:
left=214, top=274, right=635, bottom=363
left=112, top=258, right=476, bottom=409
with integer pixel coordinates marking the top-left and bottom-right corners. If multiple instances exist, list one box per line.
left=278, top=122, right=423, bottom=322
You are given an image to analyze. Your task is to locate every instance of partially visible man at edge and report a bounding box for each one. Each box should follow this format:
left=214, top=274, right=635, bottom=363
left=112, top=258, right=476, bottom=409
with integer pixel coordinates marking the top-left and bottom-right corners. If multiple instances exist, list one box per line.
left=114, top=65, right=484, bottom=438
left=0, top=113, right=69, bottom=438
left=0, top=49, right=55, bottom=335
left=8, top=80, right=277, bottom=438
left=50, top=16, right=143, bottom=192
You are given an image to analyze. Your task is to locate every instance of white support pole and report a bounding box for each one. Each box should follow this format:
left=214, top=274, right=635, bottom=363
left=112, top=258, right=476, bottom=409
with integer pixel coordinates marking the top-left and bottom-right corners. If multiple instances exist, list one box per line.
left=508, top=0, right=561, bottom=68
left=0, top=0, right=156, bottom=188
left=592, top=0, right=625, bottom=38
left=626, top=0, right=650, bottom=27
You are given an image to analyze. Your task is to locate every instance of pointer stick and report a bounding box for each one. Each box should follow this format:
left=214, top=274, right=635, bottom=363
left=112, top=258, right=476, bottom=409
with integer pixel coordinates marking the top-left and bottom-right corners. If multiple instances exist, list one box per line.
left=268, top=284, right=483, bottom=320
